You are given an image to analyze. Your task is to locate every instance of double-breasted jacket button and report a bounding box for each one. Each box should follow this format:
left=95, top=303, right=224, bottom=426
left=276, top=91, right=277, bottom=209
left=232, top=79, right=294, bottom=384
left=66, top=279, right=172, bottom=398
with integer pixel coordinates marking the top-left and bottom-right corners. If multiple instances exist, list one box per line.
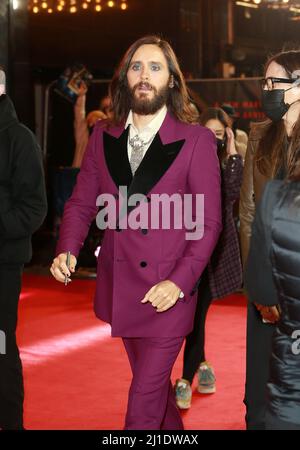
left=140, top=261, right=147, bottom=268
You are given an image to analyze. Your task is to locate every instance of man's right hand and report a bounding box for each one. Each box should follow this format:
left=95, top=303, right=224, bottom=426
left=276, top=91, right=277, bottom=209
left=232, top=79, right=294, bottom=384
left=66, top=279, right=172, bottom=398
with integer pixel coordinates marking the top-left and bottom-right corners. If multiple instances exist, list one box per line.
left=50, top=253, right=77, bottom=283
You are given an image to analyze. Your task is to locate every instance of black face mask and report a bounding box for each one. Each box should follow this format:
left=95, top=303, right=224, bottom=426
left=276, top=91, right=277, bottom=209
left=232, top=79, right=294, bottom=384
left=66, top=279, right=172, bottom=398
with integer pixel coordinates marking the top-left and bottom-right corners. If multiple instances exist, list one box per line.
left=216, top=137, right=226, bottom=153
left=261, top=89, right=290, bottom=122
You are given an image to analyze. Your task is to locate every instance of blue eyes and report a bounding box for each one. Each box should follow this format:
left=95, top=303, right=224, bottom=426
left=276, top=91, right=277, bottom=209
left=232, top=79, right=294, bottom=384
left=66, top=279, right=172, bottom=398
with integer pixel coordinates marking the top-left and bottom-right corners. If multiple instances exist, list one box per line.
left=131, top=64, right=141, bottom=71
left=131, top=64, right=161, bottom=71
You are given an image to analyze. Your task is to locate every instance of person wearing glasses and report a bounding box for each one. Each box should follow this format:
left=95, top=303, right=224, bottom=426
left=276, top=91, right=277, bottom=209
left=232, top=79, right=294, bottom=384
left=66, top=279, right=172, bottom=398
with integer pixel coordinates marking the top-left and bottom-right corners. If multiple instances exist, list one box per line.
left=240, top=49, right=300, bottom=430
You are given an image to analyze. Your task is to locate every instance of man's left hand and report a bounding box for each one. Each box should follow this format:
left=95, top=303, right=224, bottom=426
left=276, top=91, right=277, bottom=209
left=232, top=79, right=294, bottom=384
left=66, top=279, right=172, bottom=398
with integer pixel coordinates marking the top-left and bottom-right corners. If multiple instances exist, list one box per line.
left=141, top=280, right=182, bottom=313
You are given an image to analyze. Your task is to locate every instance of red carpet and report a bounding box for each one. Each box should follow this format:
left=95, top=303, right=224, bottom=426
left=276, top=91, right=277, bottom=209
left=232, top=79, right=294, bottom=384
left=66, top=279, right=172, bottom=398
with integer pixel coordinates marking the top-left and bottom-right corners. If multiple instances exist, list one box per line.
left=18, top=274, right=247, bottom=430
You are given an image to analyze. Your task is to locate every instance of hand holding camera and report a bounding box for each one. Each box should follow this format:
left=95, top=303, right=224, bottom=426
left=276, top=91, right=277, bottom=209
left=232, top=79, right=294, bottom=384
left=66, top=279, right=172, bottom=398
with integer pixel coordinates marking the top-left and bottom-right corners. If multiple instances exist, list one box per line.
left=55, top=64, right=93, bottom=104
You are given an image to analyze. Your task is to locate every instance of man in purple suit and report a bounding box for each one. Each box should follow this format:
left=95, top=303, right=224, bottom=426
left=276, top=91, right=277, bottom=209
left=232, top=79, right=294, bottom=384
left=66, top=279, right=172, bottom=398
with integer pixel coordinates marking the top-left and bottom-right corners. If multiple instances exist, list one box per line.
left=50, top=35, right=222, bottom=430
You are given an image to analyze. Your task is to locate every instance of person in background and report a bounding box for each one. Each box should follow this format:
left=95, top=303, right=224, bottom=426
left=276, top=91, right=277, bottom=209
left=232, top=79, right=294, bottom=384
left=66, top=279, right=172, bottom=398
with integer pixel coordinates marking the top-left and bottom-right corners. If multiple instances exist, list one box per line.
left=175, top=107, right=243, bottom=409
left=221, top=103, right=248, bottom=161
left=72, top=85, right=110, bottom=268
left=0, top=68, right=47, bottom=429
left=73, top=85, right=111, bottom=168
left=240, top=49, right=300, bottom=430
left=54, top=85, right=110, bottom=250
left=99, top=95, right=113, bottom=119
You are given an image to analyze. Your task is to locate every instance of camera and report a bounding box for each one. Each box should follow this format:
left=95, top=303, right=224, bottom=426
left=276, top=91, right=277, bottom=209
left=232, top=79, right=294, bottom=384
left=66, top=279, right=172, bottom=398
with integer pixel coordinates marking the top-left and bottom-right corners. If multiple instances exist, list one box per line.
left=54, top=64, right=93, bottom=104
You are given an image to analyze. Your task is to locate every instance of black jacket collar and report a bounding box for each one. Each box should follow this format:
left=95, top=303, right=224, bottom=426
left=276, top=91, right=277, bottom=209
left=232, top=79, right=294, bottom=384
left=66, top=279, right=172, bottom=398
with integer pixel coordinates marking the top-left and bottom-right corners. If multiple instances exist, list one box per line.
left=0, top=95, right=19, bottom=133
left=103, top=127, right=185, bottom=200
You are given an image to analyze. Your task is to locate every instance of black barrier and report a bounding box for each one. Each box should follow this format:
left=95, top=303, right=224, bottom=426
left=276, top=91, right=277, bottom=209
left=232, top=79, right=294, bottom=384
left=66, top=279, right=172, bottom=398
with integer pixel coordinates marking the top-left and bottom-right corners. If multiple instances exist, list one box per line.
left=187, top=77, right=264, bottom=132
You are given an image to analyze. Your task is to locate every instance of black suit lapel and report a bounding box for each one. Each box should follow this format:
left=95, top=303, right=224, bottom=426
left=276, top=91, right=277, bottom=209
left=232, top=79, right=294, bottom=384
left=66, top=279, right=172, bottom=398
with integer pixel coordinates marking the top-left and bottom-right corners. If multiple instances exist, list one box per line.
left=103, top=127, right=185, bottom=216
left=103, top=128, right=132, bottom=190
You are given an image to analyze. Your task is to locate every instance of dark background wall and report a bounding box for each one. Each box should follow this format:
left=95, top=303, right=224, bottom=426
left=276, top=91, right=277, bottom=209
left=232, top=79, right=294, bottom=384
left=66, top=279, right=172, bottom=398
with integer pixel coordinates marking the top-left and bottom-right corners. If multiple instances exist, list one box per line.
left=232, top=3, right=300, bottom=76
left=2, top=0, right=300, bottom=127
left=0, top=2, right=9, bottom=75
left=1, top=1, right=32, bottom=127
left=29, top=0, right=203, bottom=82
left=27, top=0, right=300, bottom=90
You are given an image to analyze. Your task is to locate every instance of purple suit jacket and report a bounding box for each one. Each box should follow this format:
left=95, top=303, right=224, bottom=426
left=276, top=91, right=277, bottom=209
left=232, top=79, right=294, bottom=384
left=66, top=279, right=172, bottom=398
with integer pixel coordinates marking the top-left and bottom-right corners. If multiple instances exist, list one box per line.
left=56, top=112, right=222, bottom=337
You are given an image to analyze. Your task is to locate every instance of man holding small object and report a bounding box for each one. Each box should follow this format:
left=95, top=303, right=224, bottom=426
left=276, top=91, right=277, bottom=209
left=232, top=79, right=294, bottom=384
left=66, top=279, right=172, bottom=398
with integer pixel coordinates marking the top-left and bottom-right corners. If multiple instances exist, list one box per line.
left=50, top=36, right=221, bottom=429
left=64, top=251, right=71, bottom=285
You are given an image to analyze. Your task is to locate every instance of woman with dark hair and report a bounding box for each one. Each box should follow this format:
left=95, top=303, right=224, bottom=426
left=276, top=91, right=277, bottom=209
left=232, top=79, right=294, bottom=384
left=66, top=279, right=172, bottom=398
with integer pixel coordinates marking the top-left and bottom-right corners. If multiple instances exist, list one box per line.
left=240, top=49, right=300, bottom=430
left=175, top=107, right=243, bottom=409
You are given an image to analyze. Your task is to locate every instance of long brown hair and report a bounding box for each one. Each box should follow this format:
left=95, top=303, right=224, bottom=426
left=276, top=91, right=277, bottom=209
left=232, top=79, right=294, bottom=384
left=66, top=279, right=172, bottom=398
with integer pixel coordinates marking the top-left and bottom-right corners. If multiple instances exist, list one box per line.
left=255, top=50, right=300, bottom=180
left=109, top=35, right=199, bottom=125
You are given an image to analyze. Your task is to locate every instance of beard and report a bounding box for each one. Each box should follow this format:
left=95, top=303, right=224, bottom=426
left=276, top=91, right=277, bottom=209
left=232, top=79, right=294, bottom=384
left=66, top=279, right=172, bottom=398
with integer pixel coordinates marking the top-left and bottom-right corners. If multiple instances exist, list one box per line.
left=128, top=81, right=170, bottom=115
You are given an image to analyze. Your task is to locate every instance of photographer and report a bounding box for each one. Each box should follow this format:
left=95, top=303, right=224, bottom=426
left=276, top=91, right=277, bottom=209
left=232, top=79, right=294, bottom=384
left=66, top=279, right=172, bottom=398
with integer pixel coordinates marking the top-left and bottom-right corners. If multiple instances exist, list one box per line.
left=73, top=83, right=109, bottom=168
